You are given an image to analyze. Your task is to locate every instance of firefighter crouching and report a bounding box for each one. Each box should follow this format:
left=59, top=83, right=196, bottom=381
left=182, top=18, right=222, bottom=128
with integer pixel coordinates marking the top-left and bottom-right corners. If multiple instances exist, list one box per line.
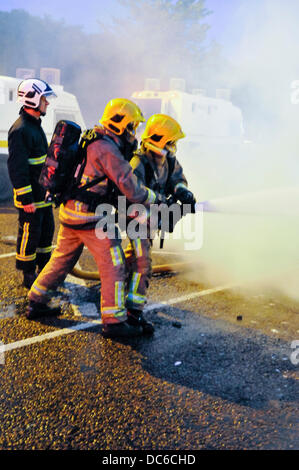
left=27, top=98, right=158, bottom=338
left=7, top=79, right=57, bottom=288
left=124, top=114, right=196, bottom=333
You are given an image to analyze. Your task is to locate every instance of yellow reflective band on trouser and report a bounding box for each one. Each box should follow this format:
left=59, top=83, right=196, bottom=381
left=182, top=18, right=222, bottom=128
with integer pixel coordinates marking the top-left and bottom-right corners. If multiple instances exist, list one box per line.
left=101, top=281, right=126, bottom=320
left=110, top=246, right=124, bottom=267
left=132, top=239, right=143, bottom=258
left=15, top=185, right=32, bottom=196
left=19, top=222, right=30, bottom=256
left=127, top=272, right=145, bottom=305
left=115, top=281, right=125, bottom=311
left=36, top=246, right=52, bottom=254
left=16, top=253, right=36, bottom=262
left=28, top=154, right=46, bottom=165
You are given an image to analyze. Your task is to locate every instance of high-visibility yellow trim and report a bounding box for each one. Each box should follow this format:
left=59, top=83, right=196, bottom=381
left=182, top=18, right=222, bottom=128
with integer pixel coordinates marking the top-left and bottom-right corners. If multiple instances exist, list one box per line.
left=13, top=196, right=52, bottom=209
left=127, top=272, right=145, bottom=305
left=126, top=293, right=145, bottom=304
left=34, top=201, right=53, bottom=208
left=75, top=201, right=83, bottom=212
left=59, top=204, right=99, bottom=220
left=115, top=281, right=124, bottom=308
left=16, top=253, right=36, bottom=261
left=28, top=154, right=46, bottom=165
left=15, top=185, right=32, bottom=196
left=132, top=239, right=142, bottom=258
left=145, top=188, right=156, bottom=204
left=30, top=281, right=48, bottom=296
left=110, top=246, right=124, bottom=267
left=36, top=246, right=52, bottom=254
left=132, top=272, right=141, bottom=295
left=20, top=222, right=30, bottom=256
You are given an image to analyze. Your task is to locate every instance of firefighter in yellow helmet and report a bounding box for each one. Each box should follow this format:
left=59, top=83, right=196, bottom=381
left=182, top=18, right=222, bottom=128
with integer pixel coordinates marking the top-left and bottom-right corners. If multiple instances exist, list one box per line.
left=125, top=114, right=196, bottom=334
left=28, top=98, right=158, bottom=338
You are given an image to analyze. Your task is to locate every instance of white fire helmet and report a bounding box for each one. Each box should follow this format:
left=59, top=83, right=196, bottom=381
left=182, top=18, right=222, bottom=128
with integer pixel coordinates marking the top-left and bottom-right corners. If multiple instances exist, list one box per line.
left=17, top=78, right=57, bottom=109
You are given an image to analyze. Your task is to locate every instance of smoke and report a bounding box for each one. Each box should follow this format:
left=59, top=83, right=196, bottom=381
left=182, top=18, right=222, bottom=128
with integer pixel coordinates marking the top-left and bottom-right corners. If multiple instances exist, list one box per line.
left=167, top=0, right=299, bottom=299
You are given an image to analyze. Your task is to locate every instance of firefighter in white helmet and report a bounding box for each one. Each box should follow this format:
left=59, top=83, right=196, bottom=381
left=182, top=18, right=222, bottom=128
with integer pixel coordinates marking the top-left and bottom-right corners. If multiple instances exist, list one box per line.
left=7, top=78, right=57, bottom=288
left=28, top=98, right=159, bottom=338
left=125, top=114, right=196, bottom=334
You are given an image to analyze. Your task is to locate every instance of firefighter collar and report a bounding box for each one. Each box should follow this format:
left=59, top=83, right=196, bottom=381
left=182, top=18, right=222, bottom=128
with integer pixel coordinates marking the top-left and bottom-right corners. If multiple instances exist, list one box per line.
left=19, top=107, right=42, bottom=126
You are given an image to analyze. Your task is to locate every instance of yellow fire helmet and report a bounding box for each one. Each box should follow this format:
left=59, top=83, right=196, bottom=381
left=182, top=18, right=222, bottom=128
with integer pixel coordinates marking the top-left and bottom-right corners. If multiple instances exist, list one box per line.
left=141, top=114, right=185, bottom=154
left=99, top=98, right=145, bottom=136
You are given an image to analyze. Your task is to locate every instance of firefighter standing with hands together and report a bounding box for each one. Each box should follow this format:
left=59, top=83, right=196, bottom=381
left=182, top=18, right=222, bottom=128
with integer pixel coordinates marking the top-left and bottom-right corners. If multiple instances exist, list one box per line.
left=7, top=78, right=57, bottom=288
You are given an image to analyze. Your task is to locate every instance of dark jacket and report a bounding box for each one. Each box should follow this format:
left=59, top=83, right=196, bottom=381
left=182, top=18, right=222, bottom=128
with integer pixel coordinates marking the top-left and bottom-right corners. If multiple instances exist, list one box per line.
left=7, top=107, right=51, bottom=209
left=129, top=149, right=188, bottom=198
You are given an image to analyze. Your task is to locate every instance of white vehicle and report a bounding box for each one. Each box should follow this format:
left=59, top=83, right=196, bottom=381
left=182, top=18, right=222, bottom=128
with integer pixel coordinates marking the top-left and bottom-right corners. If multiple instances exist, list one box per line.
left=0, top=74, right=86, bottom=201
left=131, top=80, right=247, bottom=196
left=131, top=86, right=244, bottom=146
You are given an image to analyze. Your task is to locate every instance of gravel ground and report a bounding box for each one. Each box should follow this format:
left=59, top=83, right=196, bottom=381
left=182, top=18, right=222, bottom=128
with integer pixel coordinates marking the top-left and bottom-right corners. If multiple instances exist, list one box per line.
left=0, top=204, right=298, bottom=450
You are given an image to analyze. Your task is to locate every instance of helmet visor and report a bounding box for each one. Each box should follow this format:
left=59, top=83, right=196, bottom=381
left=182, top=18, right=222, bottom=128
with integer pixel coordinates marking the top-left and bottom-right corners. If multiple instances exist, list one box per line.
left=43, top=90, right=57, bottom=100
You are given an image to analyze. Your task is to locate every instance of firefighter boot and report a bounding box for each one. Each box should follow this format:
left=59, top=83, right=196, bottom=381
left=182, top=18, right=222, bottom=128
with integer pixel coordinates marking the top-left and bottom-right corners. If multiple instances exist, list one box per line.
left=127, top=309, right=155, bottom=335
left=26, top=301, right=62, bottom=320
left=102, top=320, right=143, bottom=338
left=23, top=270, right=37, bottom=289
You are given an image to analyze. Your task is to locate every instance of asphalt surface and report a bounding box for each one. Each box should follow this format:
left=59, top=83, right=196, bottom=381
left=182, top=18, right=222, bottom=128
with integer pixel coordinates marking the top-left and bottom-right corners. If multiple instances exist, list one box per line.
left=0, top=204, right=298, bottom=450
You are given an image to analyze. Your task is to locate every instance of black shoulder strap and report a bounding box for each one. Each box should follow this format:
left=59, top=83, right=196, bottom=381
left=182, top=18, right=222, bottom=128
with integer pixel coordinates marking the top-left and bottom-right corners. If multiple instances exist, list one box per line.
left=165, top=153, right=176, bottom=191
left=74, top=129, right=107, bottom=193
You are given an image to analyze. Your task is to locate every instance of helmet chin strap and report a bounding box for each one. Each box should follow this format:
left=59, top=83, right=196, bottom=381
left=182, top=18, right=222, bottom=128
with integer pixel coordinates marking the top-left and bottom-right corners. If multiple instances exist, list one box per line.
left=37, top=101, right=44, bottom=116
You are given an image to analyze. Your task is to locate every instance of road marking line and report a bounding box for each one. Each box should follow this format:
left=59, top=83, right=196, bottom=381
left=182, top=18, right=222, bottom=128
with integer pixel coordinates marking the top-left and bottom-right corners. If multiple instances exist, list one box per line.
left=145, top=282, right=237, bottom=312
left=0, top=251, right=15, bottom=259
left=0, top=320, right=102, bottom=354
left=0, top=284, right=236, bottom=353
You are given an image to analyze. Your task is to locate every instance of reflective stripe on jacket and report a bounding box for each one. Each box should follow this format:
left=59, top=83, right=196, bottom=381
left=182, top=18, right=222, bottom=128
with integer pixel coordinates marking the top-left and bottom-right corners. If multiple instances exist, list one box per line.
left=8, top=107, right=49, bottom=208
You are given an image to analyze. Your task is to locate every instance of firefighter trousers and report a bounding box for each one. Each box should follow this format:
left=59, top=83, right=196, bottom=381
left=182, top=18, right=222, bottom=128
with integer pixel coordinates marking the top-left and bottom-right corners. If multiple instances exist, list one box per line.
left=16, top=206, right=54, bottom=273
left=28, top=223, right=127, bottom=324
left=124, top=237, right=152, bottom=312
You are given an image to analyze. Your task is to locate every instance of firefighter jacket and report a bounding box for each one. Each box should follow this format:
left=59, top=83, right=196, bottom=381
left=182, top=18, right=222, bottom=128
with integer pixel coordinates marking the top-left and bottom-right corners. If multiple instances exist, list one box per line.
left=129, top=149, right=188, bottom=199
left=7, top=107, right=52, bottom=209
left=59, top=127, right=157, bottom=229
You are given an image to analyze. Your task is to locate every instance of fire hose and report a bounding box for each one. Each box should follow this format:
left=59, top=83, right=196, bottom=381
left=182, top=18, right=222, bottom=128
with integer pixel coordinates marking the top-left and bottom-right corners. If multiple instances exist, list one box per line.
left=71, top=262, right=193, bottom=280
left=70, top=187, right=299, bottom=279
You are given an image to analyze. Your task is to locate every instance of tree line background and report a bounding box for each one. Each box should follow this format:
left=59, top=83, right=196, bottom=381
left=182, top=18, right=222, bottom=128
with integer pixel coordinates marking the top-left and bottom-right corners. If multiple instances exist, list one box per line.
left=1, top=0, right=295, bottom=138
left=0, top=0, right=236, bottom=128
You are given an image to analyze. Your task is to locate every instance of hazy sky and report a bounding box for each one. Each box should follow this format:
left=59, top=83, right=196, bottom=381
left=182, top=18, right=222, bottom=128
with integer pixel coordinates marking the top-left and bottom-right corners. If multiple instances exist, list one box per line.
left=0, top=0, right=250, bottom=56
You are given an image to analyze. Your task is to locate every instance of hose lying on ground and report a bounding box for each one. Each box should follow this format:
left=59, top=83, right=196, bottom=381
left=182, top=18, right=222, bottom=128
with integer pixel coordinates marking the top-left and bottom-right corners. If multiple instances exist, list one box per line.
left=71, top=262, right=192, bottom=280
